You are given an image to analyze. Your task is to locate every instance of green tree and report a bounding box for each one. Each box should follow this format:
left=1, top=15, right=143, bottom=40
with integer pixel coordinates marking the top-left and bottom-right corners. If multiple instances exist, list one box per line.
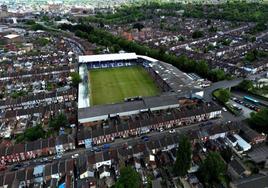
left=196, top=60, right=209, bottom=78
left=25, top=20, right=36, bottom=25
left=24, top=125, right=46, bottom=141
left=49, top=113, right=68, bottom=131
left=31, top=23, right=46, bottom=31
left=215, top=89, right=230, bottom=103
left=248, top=108, right=268, bottom=134
left=209, top=69, right=226, bottom=82
left=237, top=80, right=254, bottom=91
left=206, top=19, right=212, bottom=25
left=198, top=152, right=226, bottom=186
left=59, top=23, right=227, bottom=82
left=220, top=147, right=233, bottom=163
left=115, top=166, right=142, bottom=188
left=16, top=125, right=46, bottom=143
left=174, top=136, right=192, bottom=177
left=133, top=23, right=144, bottom=31
left=70, top=72, right=82, bottom=87
left=192, top=30, right=204, bottom=39
left=34, top=37, right=49, bottom=46
left=42, top=15, right=50, bottom=22
left=54, top=16, right=61, bottom=21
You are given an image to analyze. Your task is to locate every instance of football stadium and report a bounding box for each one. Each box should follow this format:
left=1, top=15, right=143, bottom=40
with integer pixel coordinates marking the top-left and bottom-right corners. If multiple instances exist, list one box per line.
left=78, top=53, right=205, bottom=124
left=89, top=66, right=160, bottom=105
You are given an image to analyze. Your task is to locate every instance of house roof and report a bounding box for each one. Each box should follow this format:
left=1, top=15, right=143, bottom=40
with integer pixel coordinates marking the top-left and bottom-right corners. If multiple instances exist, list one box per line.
left=33, top=165, right=44, bottom=176
left=229, top=158, right=246, bottom=175
left=15, top=169, right=26, bottom=182
left=51, top=162, right=58, bottom=175
left=0, top=174, right=3, bottom=187
left=44, top=163, right=52, bottom=177
left=4, top=172, right=15, bottom=186
left=26, top=167, right=34, bottom=180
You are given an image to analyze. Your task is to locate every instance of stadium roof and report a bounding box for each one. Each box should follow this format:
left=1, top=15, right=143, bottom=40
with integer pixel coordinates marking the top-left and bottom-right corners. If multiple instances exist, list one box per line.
left=78, top=65, right=90, bottom=109
left=78, top=94, right=180, bottom=123
left=79, top=53, right=137, bottom=63
left=149, top=61, right=202, bottom=93
left=4, top=34, right=20, bottom=39
left=137, top=55, right=158, bottom=62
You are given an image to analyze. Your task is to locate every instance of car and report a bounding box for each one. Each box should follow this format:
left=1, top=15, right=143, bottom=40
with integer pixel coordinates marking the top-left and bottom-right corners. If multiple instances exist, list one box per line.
left=92, top=147, right=101, bottom=152
left=42, top=157, right=48, bottom=162
left=222, top=107, right=227, bottom=112
left=102, top=144, right=111, bottom=150
left=72, top=153, right=79, bottom=158
left=169, top=129, right=176, bottom=133
left=199, top=123, right=205, bottom=127
left=53, top=154, right=62, bottom=160
left=204, top=121, right=213, bottom=126
left=159, top=127, right=164, bottom=132
left=141, top=136, right=149, bottom=142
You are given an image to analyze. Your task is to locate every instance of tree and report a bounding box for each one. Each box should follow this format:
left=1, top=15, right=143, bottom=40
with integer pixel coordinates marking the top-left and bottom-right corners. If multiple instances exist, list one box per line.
left=24, top=125, right=46, bottom=141
left=115, top=166, right=142, bottom=188
left=198, top=152, right=226, bottom=186
left=196, top=60, right=209, bottom=78
left=54, top=16, right=61, bottom=21
left=42, top=15, right=50, bottom=22
left=31, top=23, right=46, bottom=31
left=237, top=80, right=254, bottom=91
left=49, top=113, right=68, bottom=131
left=59, top=23, right=227, bottom=82
left=133, top=23, right=144, bottom=31
left=16, top=125, right=46, bottom=143
left=248, top=108, right=268, bottom=134
left=70, top=72, right=82, bottom=87
left=192, top=30, right=204, bottom=39
left=208, top=26, right=217, bottom=33
left=25, top=20, right=36, bottom=25
left=174, top=136, right=192, bottom=177
left=34, top=37, right=49, bottom=46
left=206, top=19, right=212, bottom=25
left=215, top=89, right=230, bottom=103
left=209, top=69, right=226, bottom=82
left=220, top=147, right=233, bottom=163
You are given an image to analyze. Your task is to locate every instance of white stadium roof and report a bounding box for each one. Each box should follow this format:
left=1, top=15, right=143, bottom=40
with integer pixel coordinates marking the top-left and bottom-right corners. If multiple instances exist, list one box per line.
left=79, top=53, right=137, bottom=63
left=4, top=34, right=20, bottom=39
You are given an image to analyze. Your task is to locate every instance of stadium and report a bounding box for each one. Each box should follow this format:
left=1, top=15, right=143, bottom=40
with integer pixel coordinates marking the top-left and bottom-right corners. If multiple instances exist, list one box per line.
left=78, top=53, right=204, bottom=124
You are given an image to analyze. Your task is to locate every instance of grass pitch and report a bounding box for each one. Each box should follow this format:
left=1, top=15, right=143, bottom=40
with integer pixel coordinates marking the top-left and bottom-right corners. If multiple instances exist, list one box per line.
left=89, top=66, right=160, bottom=105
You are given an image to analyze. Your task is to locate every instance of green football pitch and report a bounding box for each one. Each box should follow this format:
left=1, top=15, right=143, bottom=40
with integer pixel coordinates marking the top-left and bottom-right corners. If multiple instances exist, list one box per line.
left=89, top=66, right=160, bottom=105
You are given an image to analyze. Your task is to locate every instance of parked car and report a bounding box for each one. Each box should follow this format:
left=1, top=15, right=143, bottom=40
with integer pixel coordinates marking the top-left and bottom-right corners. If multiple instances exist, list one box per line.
left=102, top=144, right=111, bottom=150
left=169, top=129, right=176, bottom=134
left=141, top=136, right=149, bottom=142
left=72, top=153, right=79, bottom=158
left=92, top=147, right=101, bottom=152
